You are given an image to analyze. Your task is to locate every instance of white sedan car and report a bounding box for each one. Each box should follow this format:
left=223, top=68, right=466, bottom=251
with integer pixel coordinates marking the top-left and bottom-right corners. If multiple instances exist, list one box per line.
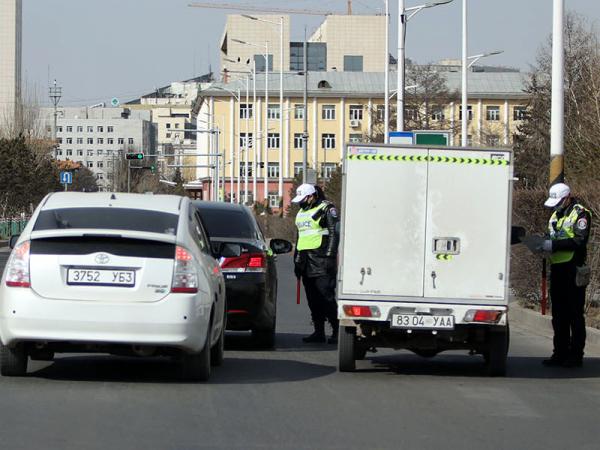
left=0, top=192, right=236, bottom=381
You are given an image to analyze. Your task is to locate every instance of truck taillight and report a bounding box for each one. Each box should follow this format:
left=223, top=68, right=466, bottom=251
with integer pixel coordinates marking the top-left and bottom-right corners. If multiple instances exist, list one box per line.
left=464, top=309, right=503, bottom=324
left=221, top=253, right=266, bottom=273
left=5, top=241, right=31, bottom=288
left=343, top=305, right=381, bottom=318
left=171, top=246, right=198, bottom=294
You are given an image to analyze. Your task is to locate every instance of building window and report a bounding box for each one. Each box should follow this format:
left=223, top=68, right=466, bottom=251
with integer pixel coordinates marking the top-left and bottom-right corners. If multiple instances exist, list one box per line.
left=87, top=126, right=93, bottom=133
left=322, top=133, right=336, bottom=149
left=486, top=106, right=500, bottom=121
left=267, top=163, right=280, bottom=178
left=349, top=105, right=363, bottom=121
left=376, top=105, right=385, bottom=121
left=239, top=163, right=253, bottom=177
left=97, top=126, right=104, bottom=133
left=267, top=133, right=280, bottom=149
left=268, top=193, right=279, bottom=208
left=513, top=106, right=527, bottom=121
left=166, top=123, right=171, bottom=129
left=294, top=133, right=304, bottom=149
left=57, top=138, right=63, bottom=144
left=77, top=126, right=83, bottom=133
left=97, top=161, right=104, bottom=168
left=431, top=106, right=445, bottom=121
left=66, top=149, right=73, bottom=156
left=267, top=104, right=280, bottom=120
left=294, top=162, right=304, bottom=176
left=118, top=138, right=124, bottom=145
left=97, top=173, right=104, bottom=180
left=344, top=55, right=363, bottom=72
left=254, top=54, right=273, bottom=72
left=240, top=104, right=253, bottom=119
left=107, top=126, right=114, bottom=133
left=66, top=126, right=73, bottom=133
left=87, top=138, right=93, bottom=144
left=459, top=105, right=473, bottom=121
left=87, top=150, right=94, bottom=157
left=406, top=108, right=418, bottom=121
left=175, top=123, right=180, bottom=129
left=322, top=105, right=336, bottom=120
left=294, top=104, right=305, bottom=120
left=106, top=150, right=113, bottom=156
left=57, top=126, right=63, bottom=133
left=128, top=138, right=134, bottom=145
left=55, top=149, right=63, bottom=156
left=239, top=132, right=253, bottom=148
left=46, top=126, right=52, bottom=133
left=87, top=161, right=93, bottom=168
left=77, top=150, right=83, bottom=156
left=321, top=163, right=337, bottom=179
left=66, top=137, right=73, bottom=144
left=97, top=150, right=103, bottom=156
left=97, top=138, right=104, bottom=144
left=107, top=138, right=114, bottom=145
left=349, top=133, right=362, bottom=143
left=486, top=134, right=500, bottom=147
left=166, top=133, right=171, bottom=139
left=76, top=138, right=83, bottom=144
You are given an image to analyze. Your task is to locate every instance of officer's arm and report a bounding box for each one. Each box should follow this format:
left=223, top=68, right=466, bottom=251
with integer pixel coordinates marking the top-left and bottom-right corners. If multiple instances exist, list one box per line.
left=552, top=211, right=591, bottom=252
left=323, top=206, right=339, bottom=257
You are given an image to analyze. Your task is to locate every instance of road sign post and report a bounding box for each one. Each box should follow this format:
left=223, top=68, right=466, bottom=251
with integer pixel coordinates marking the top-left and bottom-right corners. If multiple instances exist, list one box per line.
left=59, top=171, right=73, bottom=191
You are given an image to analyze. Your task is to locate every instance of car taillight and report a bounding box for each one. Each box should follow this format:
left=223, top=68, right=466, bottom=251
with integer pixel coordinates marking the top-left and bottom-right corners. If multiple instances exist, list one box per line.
left=5, top=241, right=31, bottom=288
left=464, top=309, right=503, bottom=324
left=343, top=305, right=381, bottom=318
left=171, top=246, right=198, bottom=293
left=221, top=252, right=266, bottom=273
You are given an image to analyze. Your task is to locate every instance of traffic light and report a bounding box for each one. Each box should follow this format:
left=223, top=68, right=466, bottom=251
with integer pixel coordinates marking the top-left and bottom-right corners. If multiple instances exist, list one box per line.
left=126, top=153, right=144, bottom=160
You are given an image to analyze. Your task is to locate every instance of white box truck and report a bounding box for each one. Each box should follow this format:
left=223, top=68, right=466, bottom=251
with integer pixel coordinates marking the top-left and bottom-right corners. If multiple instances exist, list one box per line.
left=337, top=143, right=515, bottom=376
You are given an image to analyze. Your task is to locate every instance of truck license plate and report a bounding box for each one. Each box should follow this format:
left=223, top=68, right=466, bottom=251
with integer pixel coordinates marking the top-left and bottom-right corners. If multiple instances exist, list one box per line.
left=391, top=314, right=454, bottom=330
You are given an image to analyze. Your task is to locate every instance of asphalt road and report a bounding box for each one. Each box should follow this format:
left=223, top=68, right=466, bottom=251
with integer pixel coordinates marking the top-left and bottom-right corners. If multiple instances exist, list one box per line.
left=1, top=250, right=600, bottom=450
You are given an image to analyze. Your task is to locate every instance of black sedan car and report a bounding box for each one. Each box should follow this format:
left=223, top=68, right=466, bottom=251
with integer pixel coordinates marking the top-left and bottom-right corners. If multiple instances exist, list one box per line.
left=193, top=202, right=292, bottom=348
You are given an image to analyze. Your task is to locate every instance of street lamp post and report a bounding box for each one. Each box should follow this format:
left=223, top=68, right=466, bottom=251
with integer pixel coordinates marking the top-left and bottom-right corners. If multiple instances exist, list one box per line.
left=397, top=0, right=453, bottom=133
left=384, top=0, right=390, bottom=143
left=550, top=0, right=564, bottom=185
left=461, top=50, right=503, bottom=146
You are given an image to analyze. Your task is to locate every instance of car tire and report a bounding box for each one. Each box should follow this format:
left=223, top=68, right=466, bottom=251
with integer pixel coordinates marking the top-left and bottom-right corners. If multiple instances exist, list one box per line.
left=485, top=327, right=509, bottom=377
left=210, top=319, right=225, bottom=367
left=252, top=325, right=276, bottom=350
left=338, top=326, right=356, bottom=372
left=181, top=329, right=211, bottom=382
left=0, top=343, right=28, bottom=377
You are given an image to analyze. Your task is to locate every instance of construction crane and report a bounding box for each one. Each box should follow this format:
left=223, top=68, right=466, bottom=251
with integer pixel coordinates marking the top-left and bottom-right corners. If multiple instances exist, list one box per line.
left=188, top=2, right=351, bottom=16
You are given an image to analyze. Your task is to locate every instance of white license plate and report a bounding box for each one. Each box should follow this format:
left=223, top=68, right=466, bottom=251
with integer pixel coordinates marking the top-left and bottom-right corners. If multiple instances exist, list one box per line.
left=391, top=314, right=454, bottom=330
left=67, top=268, right=135, bottom=287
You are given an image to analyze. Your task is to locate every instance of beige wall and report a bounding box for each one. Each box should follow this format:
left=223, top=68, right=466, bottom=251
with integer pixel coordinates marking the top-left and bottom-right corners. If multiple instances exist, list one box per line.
left=220, top=15, right=290, bottom=77
left=309, top=15, right=387, bottom=72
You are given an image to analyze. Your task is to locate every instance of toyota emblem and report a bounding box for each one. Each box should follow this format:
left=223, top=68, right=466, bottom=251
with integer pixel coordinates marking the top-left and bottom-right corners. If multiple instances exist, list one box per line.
left=95, top=253, right=110, bottom=265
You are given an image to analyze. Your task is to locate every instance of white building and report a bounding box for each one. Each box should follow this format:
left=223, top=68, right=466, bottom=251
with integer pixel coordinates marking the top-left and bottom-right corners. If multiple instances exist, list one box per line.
left=0, top=0, right=22, bottom=131
left=40, top=107, right=157, bottom=191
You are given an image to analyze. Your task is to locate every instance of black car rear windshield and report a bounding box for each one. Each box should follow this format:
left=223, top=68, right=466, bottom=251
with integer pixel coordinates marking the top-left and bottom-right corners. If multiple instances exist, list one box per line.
left=198, top=209, right=256, bottom=239
left=33, top=208, right=179, bottom=235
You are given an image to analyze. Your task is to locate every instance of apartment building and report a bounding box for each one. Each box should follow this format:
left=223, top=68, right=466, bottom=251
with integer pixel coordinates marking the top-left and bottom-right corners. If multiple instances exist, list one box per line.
left=196, top=70, right=529, bottom=210
left=0, top=0, right=22, bottom=129
left=40, top=107, right=157, bottom=191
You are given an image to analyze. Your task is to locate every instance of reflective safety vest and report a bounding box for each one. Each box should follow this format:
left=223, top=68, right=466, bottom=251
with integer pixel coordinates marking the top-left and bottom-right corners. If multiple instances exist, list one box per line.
left=296, top=202, right=330, bottom=251
left=548, top=204, right=590, bottom=264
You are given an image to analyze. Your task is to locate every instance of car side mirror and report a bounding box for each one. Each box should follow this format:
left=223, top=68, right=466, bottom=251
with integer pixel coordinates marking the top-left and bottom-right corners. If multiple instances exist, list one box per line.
left=511, top=226, right=526, bottom=245
left=270, top=238, right=293, bottom=255
left=8, top=234, right=20, bottom=249
left=219, top=243, right=242, bottom=258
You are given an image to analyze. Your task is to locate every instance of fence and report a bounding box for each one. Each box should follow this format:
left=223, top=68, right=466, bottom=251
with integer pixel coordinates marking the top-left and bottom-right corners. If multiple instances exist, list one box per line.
left=0, top=217, right=29, bottom=240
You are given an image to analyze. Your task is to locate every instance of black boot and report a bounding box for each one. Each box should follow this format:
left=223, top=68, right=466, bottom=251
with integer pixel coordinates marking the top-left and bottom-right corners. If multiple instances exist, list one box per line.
left=303, top=322, right=326, bottom=343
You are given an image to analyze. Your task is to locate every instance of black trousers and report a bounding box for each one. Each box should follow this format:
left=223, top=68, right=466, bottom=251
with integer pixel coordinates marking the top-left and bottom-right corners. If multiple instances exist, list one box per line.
left=550, top=263, right=587, bottom=359
left=302, top=275, right=338, bottom=328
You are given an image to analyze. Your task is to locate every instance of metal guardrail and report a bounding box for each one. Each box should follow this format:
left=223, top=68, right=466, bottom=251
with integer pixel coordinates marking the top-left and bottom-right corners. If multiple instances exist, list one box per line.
left=0, top=218, right=29, bottom=240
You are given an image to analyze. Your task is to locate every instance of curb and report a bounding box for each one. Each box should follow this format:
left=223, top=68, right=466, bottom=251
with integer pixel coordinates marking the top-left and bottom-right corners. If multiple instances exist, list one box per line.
left=510, top=302, right=600, bottom=349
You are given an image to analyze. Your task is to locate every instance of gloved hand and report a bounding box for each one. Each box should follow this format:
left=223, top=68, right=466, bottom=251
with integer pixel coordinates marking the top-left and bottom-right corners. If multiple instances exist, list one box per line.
left=533, top=240, right=553, bottom=254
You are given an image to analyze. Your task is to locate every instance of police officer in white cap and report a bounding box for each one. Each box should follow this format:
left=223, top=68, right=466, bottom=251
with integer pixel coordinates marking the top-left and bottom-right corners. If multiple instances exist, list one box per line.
left=292, top=183, right=340, bottom=344
left=535, top=183, right=592, bottom=367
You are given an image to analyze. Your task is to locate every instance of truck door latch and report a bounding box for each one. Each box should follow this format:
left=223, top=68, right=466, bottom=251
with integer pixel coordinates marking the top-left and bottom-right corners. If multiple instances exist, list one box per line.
left=431, top=271, right=437, bottom=289
left=360, top=267, right=366, bottom=285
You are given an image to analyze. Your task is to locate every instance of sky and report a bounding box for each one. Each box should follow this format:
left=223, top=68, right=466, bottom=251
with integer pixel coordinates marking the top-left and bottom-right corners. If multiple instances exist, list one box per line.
left=21, top=0, right=600, bottom=106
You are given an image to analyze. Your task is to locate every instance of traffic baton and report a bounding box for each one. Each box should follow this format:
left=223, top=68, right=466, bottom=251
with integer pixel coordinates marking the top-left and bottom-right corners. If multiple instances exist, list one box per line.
left=296, top=278, right=301, bottom=305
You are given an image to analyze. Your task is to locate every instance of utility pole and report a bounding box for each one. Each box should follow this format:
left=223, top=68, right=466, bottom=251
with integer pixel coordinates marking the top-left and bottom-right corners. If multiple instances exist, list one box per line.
left=550, top=0, right=565, bottom=185
left=461, top=0, right=468, bottom=147
left=49, top=80, right=62, bottom=140
left=302, top=27, right=308, bottom=184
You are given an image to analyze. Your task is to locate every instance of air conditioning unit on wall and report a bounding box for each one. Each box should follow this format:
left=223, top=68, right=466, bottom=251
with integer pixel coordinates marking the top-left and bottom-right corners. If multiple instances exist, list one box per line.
left=349, top=119, right=361, bottom=128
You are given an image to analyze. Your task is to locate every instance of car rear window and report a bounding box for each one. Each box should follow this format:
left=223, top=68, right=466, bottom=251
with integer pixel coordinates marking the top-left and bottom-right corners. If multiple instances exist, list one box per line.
left=197, top=209, right=256, bottom=239
left=33, top=208, right=179, bottom=235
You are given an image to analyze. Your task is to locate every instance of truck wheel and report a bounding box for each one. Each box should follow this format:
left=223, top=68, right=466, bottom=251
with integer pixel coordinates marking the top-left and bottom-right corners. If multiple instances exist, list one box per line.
left=485, top=328, right=509, bottom=377
left=181, top=329, right=211, bottom=382
left=0, top=343, right=28, bottom=377
left=338, top=326, right=356, bottom=372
